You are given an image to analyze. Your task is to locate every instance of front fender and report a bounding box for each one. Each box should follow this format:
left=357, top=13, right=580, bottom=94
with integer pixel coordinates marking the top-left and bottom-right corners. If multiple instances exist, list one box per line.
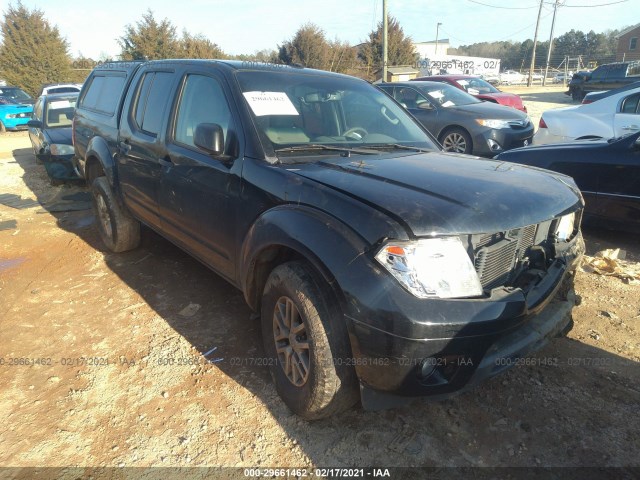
left=240, top=204, right=371, bottom=312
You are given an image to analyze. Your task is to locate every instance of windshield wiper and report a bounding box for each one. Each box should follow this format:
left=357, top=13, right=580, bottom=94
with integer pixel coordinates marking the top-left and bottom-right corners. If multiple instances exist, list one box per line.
left=274, top=144, right=379, bottom=156
left=367, top=143, right=433, bottom=153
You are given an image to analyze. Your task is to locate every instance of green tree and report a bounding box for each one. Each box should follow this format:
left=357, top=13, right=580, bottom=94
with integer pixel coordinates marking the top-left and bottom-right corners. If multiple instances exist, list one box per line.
left=180, top=31, right=226, bottom=59
left=278, top=23, right=331, bottom=69
left=0, top=2, right=72, bottom=97
left=358, top=16, right=417, bottom=75
left=118, top=9, right=179, bottom=60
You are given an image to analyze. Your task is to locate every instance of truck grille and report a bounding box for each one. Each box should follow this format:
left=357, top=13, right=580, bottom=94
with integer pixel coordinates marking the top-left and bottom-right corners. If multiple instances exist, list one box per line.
left=473, top=224, right=539, bottom=290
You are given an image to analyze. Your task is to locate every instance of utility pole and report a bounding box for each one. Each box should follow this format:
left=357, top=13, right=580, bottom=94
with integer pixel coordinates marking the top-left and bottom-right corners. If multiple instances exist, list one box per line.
left=527, top=0, right=544, bottom=87
left=382, top=0, right=388, bottom=82
left=542, top=0, right=560, bottom=86
left=435, top=22, right=442, bottom=55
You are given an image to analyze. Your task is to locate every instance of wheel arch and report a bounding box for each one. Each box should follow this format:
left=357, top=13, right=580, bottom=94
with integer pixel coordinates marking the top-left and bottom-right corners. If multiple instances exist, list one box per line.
left=240, top=205, right=368, bottom=314
left=84, top=136, right=117, bottom=187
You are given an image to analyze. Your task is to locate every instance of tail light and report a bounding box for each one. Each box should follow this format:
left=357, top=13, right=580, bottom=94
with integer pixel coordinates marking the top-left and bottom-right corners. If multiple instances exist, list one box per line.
left=539, top=117, right=547, bottom=129
left=582, top=99, right=593, bottom=105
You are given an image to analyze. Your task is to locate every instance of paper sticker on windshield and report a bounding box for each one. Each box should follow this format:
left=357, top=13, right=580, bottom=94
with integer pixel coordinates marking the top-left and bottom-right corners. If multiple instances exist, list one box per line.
left=467, top=88, right=480, bottom=95
left=428, top=91, right=444, bottom=99
left=243, top=91, right=299, bottom=116
left=442, top=101, right=455, bottom=108
left=49, top=100, right=71, bottom=109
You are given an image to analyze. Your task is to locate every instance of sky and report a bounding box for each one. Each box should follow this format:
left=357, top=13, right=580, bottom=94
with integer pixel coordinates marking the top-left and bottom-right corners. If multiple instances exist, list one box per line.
left=2, top=0, right=638, bottom=59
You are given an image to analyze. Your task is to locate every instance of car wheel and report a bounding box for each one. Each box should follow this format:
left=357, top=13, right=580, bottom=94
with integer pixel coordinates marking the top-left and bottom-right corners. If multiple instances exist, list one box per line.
left=261, top=261, right=359, bottom=420
left=571, top=88, right=584, bottom=102
left=441, top=128, right=473, bottom=154
left=91, top=176, right=140, bottom=253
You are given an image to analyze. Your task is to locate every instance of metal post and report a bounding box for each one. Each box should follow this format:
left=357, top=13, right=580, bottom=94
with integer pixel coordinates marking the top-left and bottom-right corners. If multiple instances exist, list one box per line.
left=435, top=22, right=442, bottom=55
left=543, top=0, right=559, bottom=86
left=382, top=0, right=388, bottom=82
left=527, top=0, right=544, bottom=87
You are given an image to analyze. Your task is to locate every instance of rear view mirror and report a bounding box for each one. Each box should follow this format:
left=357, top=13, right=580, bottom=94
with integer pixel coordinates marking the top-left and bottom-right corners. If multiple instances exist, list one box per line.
left=27, top=120, right=43, bottom=129
left=194, top=123, right=224, bottom=156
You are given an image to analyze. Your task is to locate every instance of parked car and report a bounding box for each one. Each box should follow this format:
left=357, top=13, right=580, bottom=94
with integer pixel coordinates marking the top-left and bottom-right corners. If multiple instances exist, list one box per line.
left=535, top=84, right=640, bottom=145
left=0, top=86, right=34, bottom=104
left=496, top=131, right=640, bottom=233
left=74, top=60, right=584, bottom=418
left=499, top=70, right=526, bottom=85
left=413, top=75, right=527, bottom=112
left=39, top=83, right=83, bottom=96
left=0, top=87, right=34, bottom=132
left=379, top=81, right=533, bottom=156
left=568, top=61, right=640, bottom=101
left=582, top=81, right=640, bottom=104
left=552, top=72, right=573, bottom=84
left=27, top=93, right=80, bottom=182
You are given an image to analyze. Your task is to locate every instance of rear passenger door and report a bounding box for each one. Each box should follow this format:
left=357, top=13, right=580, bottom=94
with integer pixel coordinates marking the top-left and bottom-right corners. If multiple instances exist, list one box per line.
left=613, top=92, right=640, bottom=138
left=158, top=69, right=242, bottom=281
left=118, top=69, right=177, bottom=229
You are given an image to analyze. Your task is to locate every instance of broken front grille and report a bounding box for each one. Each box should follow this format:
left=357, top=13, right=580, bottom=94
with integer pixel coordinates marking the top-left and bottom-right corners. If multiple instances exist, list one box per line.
left=473, top=224, right=540, bottom=290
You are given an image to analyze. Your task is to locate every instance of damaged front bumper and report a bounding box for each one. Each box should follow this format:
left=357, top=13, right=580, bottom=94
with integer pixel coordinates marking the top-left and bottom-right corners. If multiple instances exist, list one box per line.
left=345, top=232, right=585, bottom=411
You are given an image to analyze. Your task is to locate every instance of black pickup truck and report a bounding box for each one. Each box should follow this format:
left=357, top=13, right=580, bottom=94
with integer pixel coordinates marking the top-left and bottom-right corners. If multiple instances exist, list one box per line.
left=567, top=60, right=640, bottom=101
left=73, top=60, right=585, bottom=419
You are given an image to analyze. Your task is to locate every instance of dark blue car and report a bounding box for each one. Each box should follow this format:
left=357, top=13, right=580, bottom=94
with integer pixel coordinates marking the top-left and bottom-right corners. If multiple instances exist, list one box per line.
left=27, top=93, right=80, bottom=182
left=495, top=131, right=640, bottom=233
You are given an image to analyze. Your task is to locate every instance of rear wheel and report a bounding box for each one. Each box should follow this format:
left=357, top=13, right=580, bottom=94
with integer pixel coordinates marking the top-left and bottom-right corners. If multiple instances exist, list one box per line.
left=91, top=176, right=140, bottom=253
left=261, top=261, right=359, bottom=419
left=440, top=128, right=473, bottom=154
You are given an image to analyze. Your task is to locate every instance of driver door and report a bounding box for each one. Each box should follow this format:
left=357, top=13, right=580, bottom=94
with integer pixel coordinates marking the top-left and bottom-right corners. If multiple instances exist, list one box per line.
left=394, top=87, right=438, bottom=134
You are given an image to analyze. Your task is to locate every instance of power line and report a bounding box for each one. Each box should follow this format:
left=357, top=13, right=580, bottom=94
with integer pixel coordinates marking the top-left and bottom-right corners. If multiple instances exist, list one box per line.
left=562, top=0, right=628, bottom=6
left=466, top=0, right=540, bottom=9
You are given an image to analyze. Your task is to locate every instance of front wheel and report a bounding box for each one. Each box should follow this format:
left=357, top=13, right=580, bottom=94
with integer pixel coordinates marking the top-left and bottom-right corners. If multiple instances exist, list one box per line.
left=91, top=176, right=140, bottom=253
left=441, top=128, right=473, bottom=154
left=261, top=261, right=359, bottom=419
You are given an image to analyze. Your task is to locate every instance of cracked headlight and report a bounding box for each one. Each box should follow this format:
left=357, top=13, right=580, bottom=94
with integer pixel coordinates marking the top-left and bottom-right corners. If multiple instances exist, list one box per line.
left=555, top=212, right=576, bottom=241
left=375, top=237, right=483, bottom=299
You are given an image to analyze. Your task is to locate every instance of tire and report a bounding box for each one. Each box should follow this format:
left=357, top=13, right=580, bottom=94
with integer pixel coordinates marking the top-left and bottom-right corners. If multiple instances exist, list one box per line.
left=440, top=128, right=473, bottom=154
left=261, top=261, right=359, bottom=419
left=571, top=88, right=584, bottom=102
left=91, top=176, right=140, bottom=253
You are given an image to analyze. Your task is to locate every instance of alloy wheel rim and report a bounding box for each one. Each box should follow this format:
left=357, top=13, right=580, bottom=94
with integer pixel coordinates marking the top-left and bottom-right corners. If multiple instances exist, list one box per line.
left=95, top=194, right=113, bottom=239
left=273, top=296, right=310, bottom=387
left=443, top=133, right=467, bottom=153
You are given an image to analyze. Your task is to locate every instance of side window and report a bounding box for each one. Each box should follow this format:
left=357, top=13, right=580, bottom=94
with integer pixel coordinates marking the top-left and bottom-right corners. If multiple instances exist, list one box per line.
left=621, top=93, right=640, bottom=114
left=132, top=72, right=174, bottom=136
left=80, top=74, right=126, bottom=115
left=174, top=74, right=232, bottom=150
left=628, top=62, right=640, bottom=77
left=33, top=98, right=43, bottom=120
left=630, top=37, right=638, bottom=51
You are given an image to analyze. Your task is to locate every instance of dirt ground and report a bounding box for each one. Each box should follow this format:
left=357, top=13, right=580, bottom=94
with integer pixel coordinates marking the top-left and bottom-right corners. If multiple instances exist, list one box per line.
left=1, top=89, right=639, bottom=476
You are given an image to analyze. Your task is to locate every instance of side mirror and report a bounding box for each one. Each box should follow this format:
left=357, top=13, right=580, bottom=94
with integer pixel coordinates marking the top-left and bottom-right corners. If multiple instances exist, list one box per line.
left=27, top=120, right=43, bottom=129
left=417, top=102, right=433, bottom=110
left=194, top=123, right=224, bottom=156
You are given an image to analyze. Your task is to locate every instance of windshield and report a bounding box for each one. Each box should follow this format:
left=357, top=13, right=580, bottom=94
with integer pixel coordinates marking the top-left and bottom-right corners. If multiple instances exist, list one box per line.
left=414, top=82, right=481, bottom=107
left=44, top=95, right=77, bottom=128
left=454, top=78, right=499, bottom=95
left=235, top=69, right=438, bottom=158
left=0, top=87, right=33, bottom=103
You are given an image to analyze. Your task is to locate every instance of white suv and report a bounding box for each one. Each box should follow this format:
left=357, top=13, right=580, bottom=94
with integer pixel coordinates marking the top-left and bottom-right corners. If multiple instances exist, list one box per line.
left=39, top=83, right=83, bottom=96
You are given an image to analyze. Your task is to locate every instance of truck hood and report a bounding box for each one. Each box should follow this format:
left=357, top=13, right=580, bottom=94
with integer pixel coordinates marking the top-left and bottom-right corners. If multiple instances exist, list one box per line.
left=287, top=151, right=582, bottom=236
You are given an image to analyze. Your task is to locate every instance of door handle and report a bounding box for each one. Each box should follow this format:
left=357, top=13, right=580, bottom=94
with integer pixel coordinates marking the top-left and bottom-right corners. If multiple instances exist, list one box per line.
left=118, top=141, right=131, bottom=154
left=158, top=156, right=173, bottom=168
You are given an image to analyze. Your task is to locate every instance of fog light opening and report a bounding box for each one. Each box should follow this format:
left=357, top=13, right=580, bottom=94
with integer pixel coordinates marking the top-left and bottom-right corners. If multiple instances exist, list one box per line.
left=487, top=139, right=503, bottom=152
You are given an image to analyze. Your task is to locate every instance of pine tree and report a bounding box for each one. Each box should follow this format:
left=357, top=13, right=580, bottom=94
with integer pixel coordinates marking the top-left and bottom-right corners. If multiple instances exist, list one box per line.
left=180, top=32, right=226, bottom=59
left=0, top=2, right=72, bottom=97
left=359, top=17, right=417, bottom=75
left=118, top=10, right=179, bottom=60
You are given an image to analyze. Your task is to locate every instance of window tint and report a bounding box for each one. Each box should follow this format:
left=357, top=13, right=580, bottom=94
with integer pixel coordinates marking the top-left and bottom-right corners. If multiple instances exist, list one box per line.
left=133, top=72, right=173, bottom=136
left=174, top=74, right=231, bottom=149
left=80, top=74, right=126, bottom=115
